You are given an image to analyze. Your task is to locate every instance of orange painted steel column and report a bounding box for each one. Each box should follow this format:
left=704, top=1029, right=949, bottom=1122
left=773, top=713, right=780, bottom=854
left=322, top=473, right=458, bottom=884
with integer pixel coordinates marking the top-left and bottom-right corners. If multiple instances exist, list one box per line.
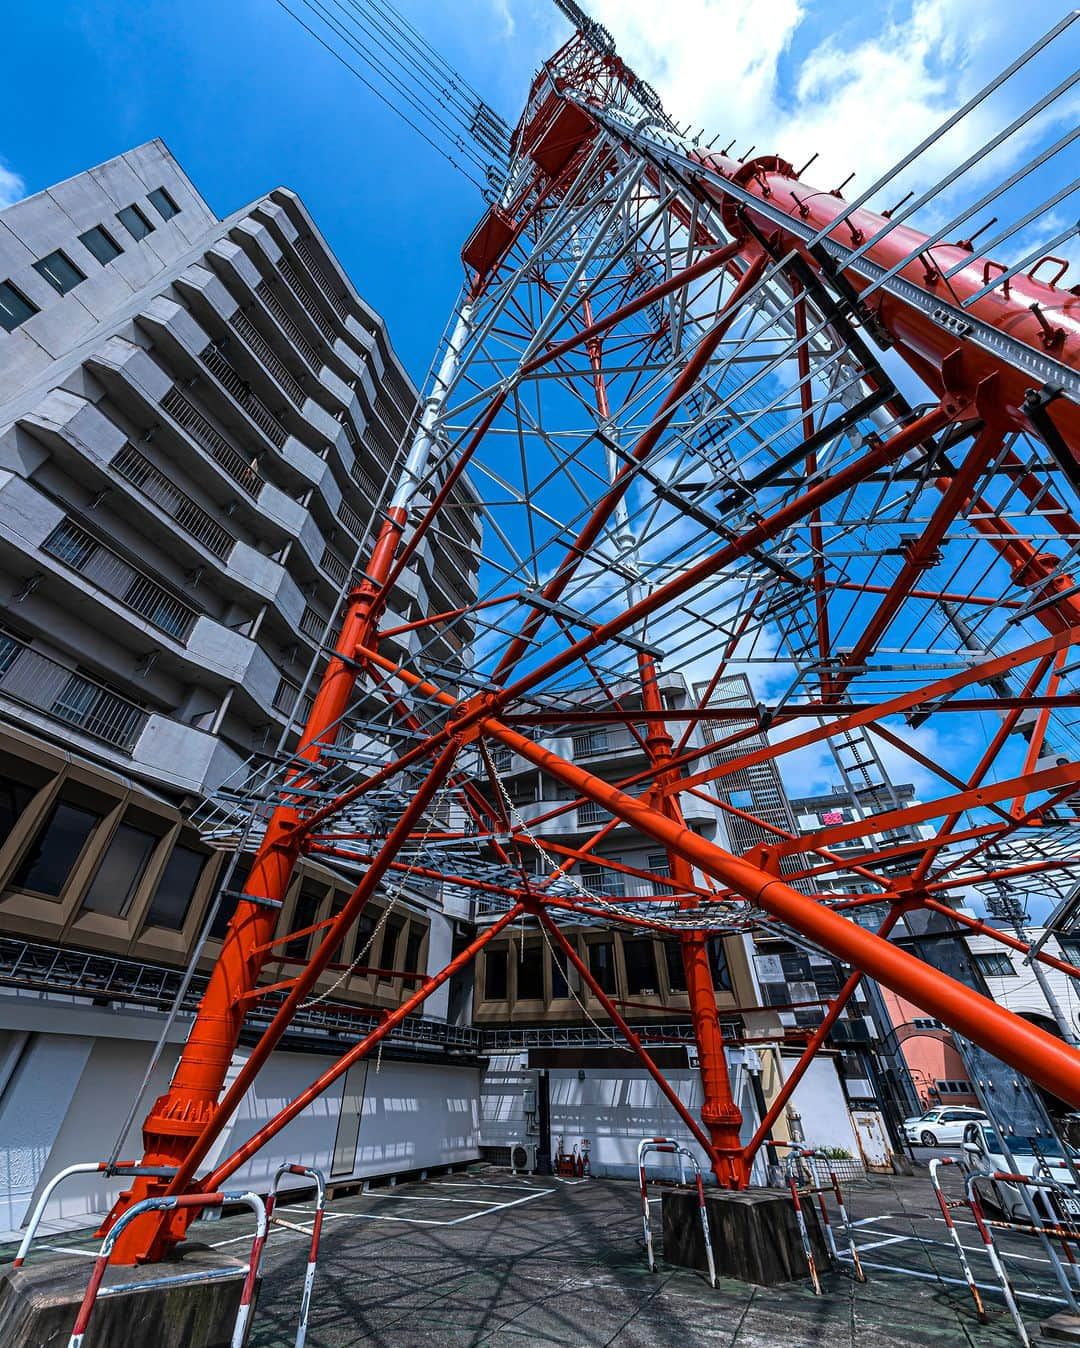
left=579, top=273, right=745, bottom=1184
left=114, top=299, right=476, bottom=1261
left=477, top=719, right=1080, bottom=1110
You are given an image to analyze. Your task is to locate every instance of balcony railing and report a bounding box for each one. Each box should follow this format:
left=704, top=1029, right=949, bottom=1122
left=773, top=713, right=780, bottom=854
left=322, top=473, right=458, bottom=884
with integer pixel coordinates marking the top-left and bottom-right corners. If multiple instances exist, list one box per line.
left=0, top=631, right=148, bottom=750
left=338, top=497, right=368, bottom=539
left=577, top=800, right=613, bottom=828
left=255, top=279, right=321, bottom=370
left=300, top=603, right=329, bottom=642
left=319, top=543, right=350, bottom=586
left=230, top=310, right=305, bottom=406
left=162, top=386, right=264, bottom=497
left=273, top=674, right=314, bottom=723
left=294, top=237, right=350, bottom=322
left=201, top=342, right=288, bottom=448
left=279, top=258, right=336, bottom=342
left=43, top=518, right=199, bottom=642
left=350, top=459, right=378, bottom=503
left=336, top=411, right=360, bottom=451
left=112, top=443, right=233, bottom=561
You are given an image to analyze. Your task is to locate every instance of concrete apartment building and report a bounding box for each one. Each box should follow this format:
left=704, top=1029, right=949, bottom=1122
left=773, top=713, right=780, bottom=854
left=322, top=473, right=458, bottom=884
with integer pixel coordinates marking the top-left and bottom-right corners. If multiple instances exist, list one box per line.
left=0, top=141, right=486, bottom=1234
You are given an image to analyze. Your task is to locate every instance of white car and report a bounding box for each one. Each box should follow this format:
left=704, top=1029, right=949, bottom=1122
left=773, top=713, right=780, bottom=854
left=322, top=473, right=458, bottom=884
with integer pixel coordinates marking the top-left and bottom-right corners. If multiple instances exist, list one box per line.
left=962, top=1121, right=1080, bottom=1223
left=903, top=1106, right=987, bottom=1147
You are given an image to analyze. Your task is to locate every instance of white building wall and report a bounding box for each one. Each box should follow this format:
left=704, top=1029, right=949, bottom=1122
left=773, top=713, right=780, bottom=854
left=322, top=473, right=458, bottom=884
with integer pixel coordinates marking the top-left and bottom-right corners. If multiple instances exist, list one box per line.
left=0, top=1006, right=483, bottom=1241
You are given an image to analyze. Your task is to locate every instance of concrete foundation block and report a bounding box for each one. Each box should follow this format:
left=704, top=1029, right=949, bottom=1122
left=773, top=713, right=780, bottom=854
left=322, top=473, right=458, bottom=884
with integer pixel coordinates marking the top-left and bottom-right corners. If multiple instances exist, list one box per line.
left=1043, top=1312, right=1080, bottom=1342
left=662, top=1187, right=831, bottom=1286
left=0, top=1245, right=257, bottom=1347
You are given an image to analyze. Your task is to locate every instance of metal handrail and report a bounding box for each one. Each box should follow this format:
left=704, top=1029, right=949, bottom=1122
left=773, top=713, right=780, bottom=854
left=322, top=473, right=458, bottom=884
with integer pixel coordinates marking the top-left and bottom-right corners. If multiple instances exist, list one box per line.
left=637, top=1136, right=716, bottom=1287
left=112, top=442, right=234, bottom=560
left=265, top=1164, right=327, bottom=1348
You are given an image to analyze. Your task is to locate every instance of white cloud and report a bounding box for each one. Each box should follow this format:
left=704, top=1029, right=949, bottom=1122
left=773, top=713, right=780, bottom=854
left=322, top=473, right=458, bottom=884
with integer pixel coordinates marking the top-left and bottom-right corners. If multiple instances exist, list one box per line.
left=576, top=0, right=1064, bottom=214
left=0, top=159, right=24, bottom=210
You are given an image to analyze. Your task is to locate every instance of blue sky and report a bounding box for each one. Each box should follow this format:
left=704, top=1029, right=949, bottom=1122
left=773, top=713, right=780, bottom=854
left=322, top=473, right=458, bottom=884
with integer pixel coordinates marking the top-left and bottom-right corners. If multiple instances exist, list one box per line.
left=1, top=0, right=1071, bottom=381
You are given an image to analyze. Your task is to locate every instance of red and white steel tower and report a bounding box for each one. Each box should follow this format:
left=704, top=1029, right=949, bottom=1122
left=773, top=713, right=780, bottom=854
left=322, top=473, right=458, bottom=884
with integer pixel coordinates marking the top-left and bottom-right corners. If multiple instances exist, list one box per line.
left=105, top=7, right=1080, bottom=1262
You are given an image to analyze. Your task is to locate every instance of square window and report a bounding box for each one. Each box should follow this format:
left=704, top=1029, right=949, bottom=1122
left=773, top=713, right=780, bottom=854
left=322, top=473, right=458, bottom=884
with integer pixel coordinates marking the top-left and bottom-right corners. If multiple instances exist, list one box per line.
left=81, top=821, right=158, bottom=918
left=79, top=225, right=123, bottom=265
left=13, top=798, right=102, bottom=897
left=973, top=951, right=1015, bottom=978
left=623, top=938, right=659, bottom=996
left=117, top=203, right=154, bottom=240
left=33, top=250, right=86, bottom=295
left=0, top=279, right=39, bottom=332
left=147, top=186, right=180, bottom=219
left=144, top=842, right=206, bottom=930
left=588, top=940, right=616, bottom=994
left=484, top=947, right=508, bottom=1001
left=1058, top=936, right=1080, bottom=967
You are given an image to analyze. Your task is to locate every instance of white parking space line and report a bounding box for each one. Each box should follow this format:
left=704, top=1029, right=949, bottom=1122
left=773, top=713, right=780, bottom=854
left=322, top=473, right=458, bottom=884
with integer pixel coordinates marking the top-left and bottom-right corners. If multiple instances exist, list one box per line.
left=41, top=1243, right=97, bottom=1259
left=839, top=1255, right=1066, bottom=1306
left=318, top=1184, right=556, bottom=1228
left=853, top=1234, right=909, bottom=1252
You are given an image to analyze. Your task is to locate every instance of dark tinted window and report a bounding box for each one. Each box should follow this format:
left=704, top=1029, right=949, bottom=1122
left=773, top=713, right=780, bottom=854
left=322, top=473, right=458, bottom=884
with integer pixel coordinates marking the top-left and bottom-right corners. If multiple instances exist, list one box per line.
left=708, top=937, right=732, bottom=992
left=286, top=885, right=324, bottom=959
left=210, top=859, right=252, bottom=939
left=484, top=947, right=507, bottom=1000
left=145, top=843, right=206, bottom=930
left=33, top=250, right=85, bottom=295
left=0, top=775, right=35, bottom=847
left=117, top=204, right=154, bottom=240
left=14, top=799, right=101, bottom=896
left=148, top=187, right=180, bottom=219
left=664, top=939, right=687, bottom=993
left=588, top=940, right=616, bottom=995
left=515, top=940, right=544, bottom=1000
left=403, top=925, right=424, bottom=974
left=81, top=821, right=158, bottom=917
left=0, top=280, right=38, bottom=332
left=379, top=916, right=405, bottom=977
left=354, top=909, right=377, bottom=968
left=551, top=947, right=569, bottom=999
left=79, top=226, right=123, bottom=265
left=624, top=938, right=659, bottom=995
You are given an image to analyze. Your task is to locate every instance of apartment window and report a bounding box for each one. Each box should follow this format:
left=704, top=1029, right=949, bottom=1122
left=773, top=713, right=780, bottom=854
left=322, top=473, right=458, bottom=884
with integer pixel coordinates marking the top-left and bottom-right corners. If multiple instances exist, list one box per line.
left=403, top=925, right=424, bottom=975
left=81, top=821, right=158, bottom=917
left=1058, top=937, right=1080, bottom=967
left=936, top=1079, right=974, bottom=1095
left=0, top=279, right=38, bottom=332
left=0, top=775, right=36, bottom=847
left=210, top=859, right=251, bottom=940
left=13, top=798, right=102, bottom=897
left=117, top=203, right=154, bottom=240
left=354, top=909, right=377, bottom=969
left=624, top=938, right=659, bottom=996
left=588, top=940, right=616, bottom=995
left=148, top=186, right=180, bottom=219
left=286, top=884, right=324, bottom=960
left=663, top=938, right=687, bottom=993
left=973, top=951, right=1016, bottom=978
left=484, top=947, right=508, bottom=1001
left=708, top=936, right=733, bottom=992
left=515, top=940, right=544, bottom=1000
left=79, top=225, right=123, bottom=265
left=144, top=843, right=207, bottom=930
left=551, top=948, right=570, bottom=999
left=912, top=1016, right=943, bottom=1030
left=33, top=249, right=85, bottom=295
left=379, top=915, right=405, bottom=977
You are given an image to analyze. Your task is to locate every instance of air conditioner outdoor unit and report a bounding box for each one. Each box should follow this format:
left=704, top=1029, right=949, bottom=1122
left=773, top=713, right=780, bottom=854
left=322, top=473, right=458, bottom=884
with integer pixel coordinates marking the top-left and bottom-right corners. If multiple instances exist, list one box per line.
left=510, top=1141, right=538, bottom=1174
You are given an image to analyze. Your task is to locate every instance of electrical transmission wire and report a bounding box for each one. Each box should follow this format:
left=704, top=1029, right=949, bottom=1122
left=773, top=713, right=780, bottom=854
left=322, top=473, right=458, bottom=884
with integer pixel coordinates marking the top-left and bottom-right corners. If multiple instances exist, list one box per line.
left=270, top=0, right=512, bottom=192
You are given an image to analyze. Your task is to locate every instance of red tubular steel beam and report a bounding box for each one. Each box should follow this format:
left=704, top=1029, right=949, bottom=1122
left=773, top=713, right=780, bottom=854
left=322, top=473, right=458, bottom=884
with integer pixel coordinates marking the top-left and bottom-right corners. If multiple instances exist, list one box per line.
left=203, top=904, right=526, bottom=1191
left=111, top=737, right=460, bottom=1262
left=353, top=644, right=1080, bottom=1109
left=535, top=908, right=720, bottom=1163
left=489, top=248, right=769, bottom=685
left=684, top=148, right=1080, bottom=445
left=744, top=906, right=905, bottom=1164
left=473, top=723, right=1080, bottom=1108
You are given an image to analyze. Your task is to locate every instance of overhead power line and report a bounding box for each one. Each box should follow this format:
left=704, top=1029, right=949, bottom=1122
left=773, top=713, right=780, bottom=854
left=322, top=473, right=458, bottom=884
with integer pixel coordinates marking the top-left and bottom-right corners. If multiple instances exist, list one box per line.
left=271, top=0, right=512, bottom=192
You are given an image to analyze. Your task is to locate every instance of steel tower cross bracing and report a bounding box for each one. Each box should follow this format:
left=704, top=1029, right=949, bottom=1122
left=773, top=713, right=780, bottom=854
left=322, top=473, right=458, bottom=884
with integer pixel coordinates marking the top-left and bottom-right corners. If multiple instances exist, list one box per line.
left=107, top=13, right=1080, bottom=1262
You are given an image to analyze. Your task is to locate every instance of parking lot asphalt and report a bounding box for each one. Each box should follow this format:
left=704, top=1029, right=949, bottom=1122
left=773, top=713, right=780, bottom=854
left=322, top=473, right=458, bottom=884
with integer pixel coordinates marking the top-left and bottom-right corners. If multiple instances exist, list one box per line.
left=6, top=1162, right=1078, bottom=1346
